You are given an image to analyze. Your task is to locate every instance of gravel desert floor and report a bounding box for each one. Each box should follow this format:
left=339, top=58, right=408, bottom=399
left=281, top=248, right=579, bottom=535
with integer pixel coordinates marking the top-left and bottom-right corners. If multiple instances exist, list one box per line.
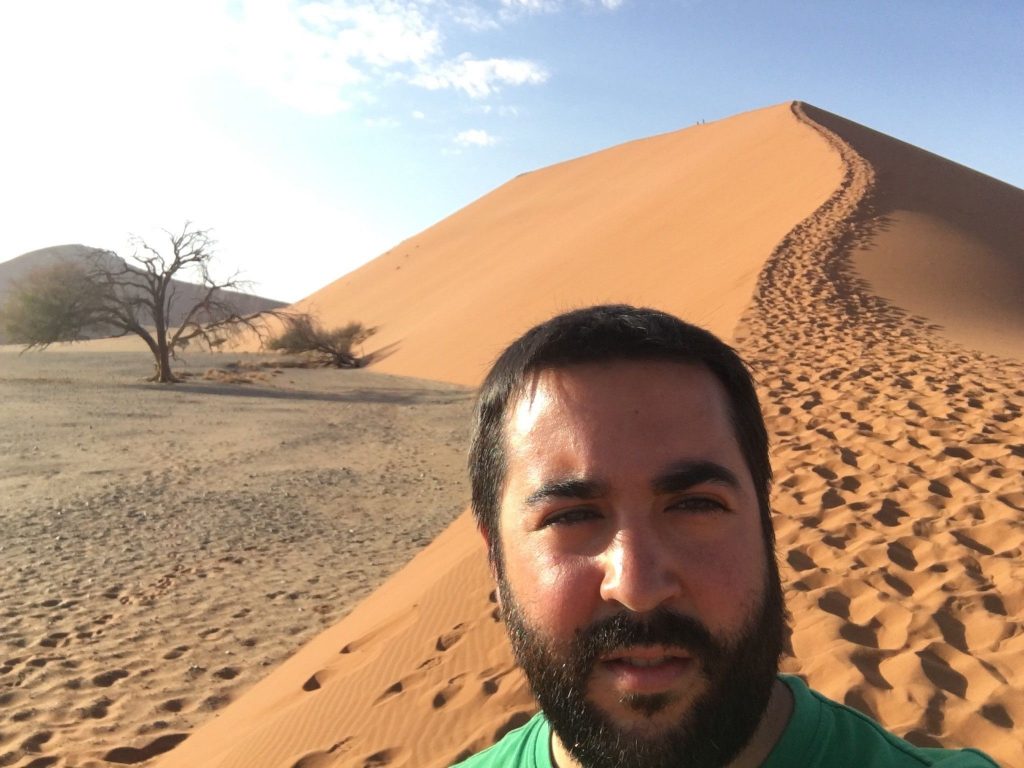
left=0, top=348, right=473, bottom=767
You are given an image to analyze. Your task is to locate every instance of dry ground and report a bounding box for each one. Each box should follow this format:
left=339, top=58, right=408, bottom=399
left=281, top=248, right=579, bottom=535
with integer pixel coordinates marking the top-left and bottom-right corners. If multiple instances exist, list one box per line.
left=0, top=348, right=473, bottom=767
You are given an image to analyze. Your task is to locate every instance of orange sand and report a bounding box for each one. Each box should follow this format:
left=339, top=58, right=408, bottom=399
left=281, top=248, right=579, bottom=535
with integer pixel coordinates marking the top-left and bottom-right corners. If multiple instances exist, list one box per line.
left=154, top=102, right=1024, bottom=767
left=283, top=103, right=844, bottom=385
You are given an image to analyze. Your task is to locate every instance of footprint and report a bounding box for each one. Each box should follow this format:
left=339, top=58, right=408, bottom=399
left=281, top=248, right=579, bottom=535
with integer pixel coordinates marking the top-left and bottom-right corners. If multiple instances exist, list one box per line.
left=436, top=623, right=466, bottom=652
left=213, top=666, right=240, bottom=681
left=821, top=488, right=845, bottom=509
left=161, top=698, right=185, bottom=713
left=430, top=675, right=466, bottom=709
left=950, top=530, right=994, bottom=556
left=102, top=733, right=189, bottom=763
left=916, top=648, right=967, bottom=698
left=290, top=739, right=352, bottom=768
left=93, top=669, right=129, bottom=688
left=373, top=680, right=402, bottom=703
left=786, top=549, right=816, bottom=571
left=874, top=499, right=907, bottom=527
left=817, top=590, right=851, bottom=619
left=303, top=673, right=323, bottom=692
left=163, top=645, right=190, bottom=660
left=887, top=542, right=917, bottom=571
left=39, top=632, right=70, bottom=648
left=83, top=697, right=112, bottom=718
left=202, top=694, right=231, bottom=711
left=339, top=610, right=418, bottom=655
left=839, top=621, right=879, bottom=648
left=980, top=703, right=1013, bottom=729
left=362, top=747, right=402, bottom=766
left=21, top=729, right=53, bottom=752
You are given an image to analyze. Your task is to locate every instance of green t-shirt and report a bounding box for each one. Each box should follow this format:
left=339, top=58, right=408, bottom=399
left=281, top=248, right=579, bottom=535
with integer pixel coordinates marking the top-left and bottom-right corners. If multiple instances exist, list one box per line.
left=452, top=675, right=998, bottom=767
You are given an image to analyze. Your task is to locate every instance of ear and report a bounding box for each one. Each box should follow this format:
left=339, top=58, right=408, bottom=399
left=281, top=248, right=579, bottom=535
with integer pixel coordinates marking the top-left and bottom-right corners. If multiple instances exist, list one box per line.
left=477, top=521, right=496, bottom=575
left=477, top=520, right=504, bottom=612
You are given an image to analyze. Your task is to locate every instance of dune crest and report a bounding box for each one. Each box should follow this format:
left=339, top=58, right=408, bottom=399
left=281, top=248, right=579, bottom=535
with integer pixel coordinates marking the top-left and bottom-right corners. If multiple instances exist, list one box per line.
left=158, top=103, right=1024, bottom=767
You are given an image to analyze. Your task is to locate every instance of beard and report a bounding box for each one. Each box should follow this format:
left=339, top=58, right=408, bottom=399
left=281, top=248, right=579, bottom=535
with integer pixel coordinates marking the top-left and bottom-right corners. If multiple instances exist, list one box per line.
left=498, top=560, right=785, bottom=768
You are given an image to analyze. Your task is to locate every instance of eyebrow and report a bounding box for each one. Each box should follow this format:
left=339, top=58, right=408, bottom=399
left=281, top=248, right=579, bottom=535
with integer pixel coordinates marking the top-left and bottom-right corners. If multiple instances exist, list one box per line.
left=525, top=477, right=607, bottom=507
left=523, top=461, right=739, bottom=507
left=651, top=461, right=740, bottom=494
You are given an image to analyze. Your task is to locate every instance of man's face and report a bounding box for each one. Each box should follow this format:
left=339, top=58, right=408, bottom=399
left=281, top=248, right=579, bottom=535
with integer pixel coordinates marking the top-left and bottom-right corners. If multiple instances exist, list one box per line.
left=494, top=360, right=784, bottom=768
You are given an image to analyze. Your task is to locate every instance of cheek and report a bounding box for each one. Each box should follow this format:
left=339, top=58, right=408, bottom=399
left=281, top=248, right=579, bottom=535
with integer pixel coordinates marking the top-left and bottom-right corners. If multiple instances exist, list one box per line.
left=684, top=529, right=767, bottom=629
left=504, top=544, right=601, bottom=636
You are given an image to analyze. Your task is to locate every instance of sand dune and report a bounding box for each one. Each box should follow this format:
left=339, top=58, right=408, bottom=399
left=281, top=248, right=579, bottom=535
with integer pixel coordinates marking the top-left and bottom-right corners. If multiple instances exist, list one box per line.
left=153, top=101, right=1024, bottom=768
left=284, top=102, right=842, bottom=384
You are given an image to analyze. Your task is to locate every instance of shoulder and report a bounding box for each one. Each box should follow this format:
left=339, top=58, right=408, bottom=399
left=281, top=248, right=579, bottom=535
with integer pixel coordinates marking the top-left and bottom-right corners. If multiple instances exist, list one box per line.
left=768, top=676, right=999, bottom=767
left=451, top=712, right=550, bottom=768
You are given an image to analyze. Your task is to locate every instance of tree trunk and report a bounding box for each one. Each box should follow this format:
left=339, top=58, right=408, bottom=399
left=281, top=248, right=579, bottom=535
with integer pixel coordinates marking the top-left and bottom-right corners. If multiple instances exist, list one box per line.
left=154, top=342, right=175, bottom=383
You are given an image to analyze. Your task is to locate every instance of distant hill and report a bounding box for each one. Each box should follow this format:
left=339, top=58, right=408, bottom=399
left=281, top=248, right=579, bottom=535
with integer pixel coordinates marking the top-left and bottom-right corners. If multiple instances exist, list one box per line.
left=0, top=244, right=287, bottom=344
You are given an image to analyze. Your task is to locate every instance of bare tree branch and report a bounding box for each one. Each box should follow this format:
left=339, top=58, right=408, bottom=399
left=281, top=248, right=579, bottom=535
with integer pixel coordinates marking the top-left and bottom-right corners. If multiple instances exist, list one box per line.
left=1, top=224, right=286, bottom=382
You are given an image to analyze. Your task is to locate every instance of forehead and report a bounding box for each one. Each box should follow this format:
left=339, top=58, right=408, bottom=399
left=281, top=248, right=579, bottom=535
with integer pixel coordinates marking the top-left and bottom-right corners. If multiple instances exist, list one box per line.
left=504, top=360, right=739, bottom=473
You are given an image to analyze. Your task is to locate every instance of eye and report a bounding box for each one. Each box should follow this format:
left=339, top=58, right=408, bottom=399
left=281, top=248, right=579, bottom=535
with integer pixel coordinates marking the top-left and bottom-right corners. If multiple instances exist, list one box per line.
left=667, top=496, right=728, bottom=514
left=542, top=506, right=601, bottom=528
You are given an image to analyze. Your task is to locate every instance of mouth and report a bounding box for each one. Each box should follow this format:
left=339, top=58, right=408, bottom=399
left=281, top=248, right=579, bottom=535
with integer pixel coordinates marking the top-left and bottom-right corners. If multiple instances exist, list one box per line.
left=597, top=646, right=695, bottom=693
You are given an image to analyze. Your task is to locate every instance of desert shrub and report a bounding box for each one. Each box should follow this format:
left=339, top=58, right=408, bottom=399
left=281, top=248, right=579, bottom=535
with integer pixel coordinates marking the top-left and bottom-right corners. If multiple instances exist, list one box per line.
left=268, top=314, right=376, bottom=368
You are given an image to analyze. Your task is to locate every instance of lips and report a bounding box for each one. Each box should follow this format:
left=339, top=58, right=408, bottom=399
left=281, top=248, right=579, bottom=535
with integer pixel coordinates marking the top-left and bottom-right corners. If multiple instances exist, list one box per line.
left=597, top=646, right=694, bottom=693
left=599, top=645, right=692, bottom=665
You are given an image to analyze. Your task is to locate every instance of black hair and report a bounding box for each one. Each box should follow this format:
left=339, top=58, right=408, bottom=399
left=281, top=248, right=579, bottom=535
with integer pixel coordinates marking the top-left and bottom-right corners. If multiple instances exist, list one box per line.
left=468, top=304, right=773, bottom=571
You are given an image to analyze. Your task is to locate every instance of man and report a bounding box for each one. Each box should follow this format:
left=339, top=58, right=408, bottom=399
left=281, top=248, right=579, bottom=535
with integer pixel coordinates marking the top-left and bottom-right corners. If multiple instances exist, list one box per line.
left=456, top=305, right=997, bottom=767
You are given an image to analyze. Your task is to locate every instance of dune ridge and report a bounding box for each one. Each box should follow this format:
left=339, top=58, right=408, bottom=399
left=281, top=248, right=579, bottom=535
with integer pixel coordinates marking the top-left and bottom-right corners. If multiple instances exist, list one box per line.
left=156, top=102, right=1024, bottom=768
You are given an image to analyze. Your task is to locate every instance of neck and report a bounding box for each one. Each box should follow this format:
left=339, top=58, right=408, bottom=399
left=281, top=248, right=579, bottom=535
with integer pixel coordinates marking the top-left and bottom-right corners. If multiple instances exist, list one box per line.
left=550, top=678, right=793, bottom=768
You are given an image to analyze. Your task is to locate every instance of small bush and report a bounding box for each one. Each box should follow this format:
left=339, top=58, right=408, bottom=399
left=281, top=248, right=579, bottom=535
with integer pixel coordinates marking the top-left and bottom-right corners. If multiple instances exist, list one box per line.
left=267, top=314, right=376, bottom=368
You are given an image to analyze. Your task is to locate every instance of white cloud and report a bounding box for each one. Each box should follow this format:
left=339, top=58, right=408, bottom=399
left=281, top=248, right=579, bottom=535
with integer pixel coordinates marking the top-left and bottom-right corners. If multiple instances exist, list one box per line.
left=298, top=1, right=440, bottom=67
left=454, top=129, right=499, bottom=147
left=497, top=0, right=623, bottom=18
left=223, top=0, right=598, bottom=113
left=501, top=0, right=562, bottom=13
left=449, top=4, right=502, bottom=31
left=226, top=0, right=443, bottom=114
left=412, top=110, right=427, bottom=119
left=412, top=55, right=549, bottom=98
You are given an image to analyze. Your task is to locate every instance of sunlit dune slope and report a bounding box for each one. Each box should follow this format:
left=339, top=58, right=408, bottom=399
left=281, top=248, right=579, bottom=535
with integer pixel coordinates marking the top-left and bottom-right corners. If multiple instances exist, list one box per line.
left=802, top=104, right=1024, bottom=360
left=288, top=102, right=843, bottom=385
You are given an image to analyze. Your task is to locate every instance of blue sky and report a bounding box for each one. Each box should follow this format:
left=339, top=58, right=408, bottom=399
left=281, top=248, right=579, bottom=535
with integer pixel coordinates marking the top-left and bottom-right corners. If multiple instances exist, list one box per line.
left=1, top=1, right=1020, bottom=302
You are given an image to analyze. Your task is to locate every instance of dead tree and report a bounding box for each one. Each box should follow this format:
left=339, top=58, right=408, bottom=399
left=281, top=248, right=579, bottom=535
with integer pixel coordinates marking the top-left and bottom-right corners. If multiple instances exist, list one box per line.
left=2, top=224, right=274, bottom=382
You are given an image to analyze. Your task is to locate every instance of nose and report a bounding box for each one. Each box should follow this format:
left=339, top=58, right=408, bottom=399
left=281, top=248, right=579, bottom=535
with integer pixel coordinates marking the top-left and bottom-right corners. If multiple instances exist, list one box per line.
left=598, top=525, right=684, bottom=613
